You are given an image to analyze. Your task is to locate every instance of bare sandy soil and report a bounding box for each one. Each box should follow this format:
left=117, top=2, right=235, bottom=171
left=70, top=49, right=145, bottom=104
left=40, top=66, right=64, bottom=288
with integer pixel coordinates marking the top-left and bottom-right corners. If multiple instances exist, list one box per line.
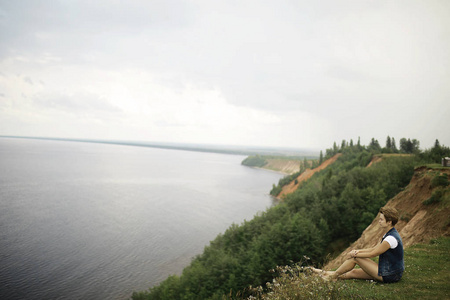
left=263, top=159, right=302, bottom=175
left=277, top=154, right=342, bottom=198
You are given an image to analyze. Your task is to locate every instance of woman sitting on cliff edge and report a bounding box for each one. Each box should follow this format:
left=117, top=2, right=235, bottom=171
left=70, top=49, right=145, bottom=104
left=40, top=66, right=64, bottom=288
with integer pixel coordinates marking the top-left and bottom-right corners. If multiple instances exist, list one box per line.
left=311, top=207, right=405, bottom=283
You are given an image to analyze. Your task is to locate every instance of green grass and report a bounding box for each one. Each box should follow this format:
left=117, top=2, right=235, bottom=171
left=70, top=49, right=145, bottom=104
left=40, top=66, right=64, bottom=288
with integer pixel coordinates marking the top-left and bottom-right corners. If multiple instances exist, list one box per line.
left=247, top=237, right=450, bottom=300
left=423, top=163, right=450, bottom=169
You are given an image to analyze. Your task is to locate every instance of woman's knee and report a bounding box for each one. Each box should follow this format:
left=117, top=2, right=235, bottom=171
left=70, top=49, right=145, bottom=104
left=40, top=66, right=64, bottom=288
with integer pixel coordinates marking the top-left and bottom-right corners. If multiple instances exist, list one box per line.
left=354, top=257, right=368, bottom=266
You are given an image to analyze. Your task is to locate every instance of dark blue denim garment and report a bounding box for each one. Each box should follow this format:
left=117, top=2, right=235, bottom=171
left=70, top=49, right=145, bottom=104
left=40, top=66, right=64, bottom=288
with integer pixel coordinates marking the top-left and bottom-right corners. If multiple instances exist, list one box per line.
left=382, top=271, right=403, bottom=283
left=378, top=227, right=405, bottom=277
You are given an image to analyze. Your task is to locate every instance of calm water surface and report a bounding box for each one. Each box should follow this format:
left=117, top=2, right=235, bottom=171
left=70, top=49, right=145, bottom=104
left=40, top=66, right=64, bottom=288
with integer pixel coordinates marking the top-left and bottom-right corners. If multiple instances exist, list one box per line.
left=0, top=138, right=283, bottom=299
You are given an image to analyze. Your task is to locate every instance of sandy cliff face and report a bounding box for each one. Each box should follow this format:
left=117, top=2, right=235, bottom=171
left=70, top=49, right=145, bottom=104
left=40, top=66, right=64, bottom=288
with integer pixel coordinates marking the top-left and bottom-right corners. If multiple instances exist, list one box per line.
left=263, top=159, right=303, bottom=175
left=325, top=166, right=450, bottom=270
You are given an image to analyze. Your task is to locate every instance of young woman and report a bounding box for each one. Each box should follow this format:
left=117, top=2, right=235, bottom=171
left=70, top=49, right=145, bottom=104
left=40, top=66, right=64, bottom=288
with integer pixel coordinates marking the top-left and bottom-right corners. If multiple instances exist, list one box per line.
left=311, top=207, right=404, bottom=283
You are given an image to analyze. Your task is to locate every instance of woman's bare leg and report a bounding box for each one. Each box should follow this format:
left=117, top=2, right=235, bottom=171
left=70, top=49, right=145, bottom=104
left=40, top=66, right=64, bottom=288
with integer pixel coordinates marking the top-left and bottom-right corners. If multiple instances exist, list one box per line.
left=352, top=258, right=383, bottom=281
left=340, top=269, right=374, bottom=280
left=333, top=258, right=358, bottom=276
left=325, top=258, right=383, bottom=281
left=308, top=267, right=333, bottom=275
left=307, top=260, right=357, bottom=279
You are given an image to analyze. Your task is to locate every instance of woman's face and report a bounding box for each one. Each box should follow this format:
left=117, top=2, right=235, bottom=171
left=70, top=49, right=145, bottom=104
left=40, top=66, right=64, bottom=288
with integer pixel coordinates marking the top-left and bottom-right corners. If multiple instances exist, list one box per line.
left=378, top=213, right=391, bottom=228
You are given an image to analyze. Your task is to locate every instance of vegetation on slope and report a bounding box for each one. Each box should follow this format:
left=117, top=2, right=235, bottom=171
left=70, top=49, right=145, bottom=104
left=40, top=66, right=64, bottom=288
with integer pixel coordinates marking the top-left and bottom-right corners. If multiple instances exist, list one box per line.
left=132, top=138, right=450, bottom=300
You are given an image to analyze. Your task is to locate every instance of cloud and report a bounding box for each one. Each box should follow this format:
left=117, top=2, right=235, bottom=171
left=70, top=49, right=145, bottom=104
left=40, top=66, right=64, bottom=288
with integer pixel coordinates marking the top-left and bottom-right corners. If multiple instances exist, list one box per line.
left=23, top=76, right=33, bottom=85
left=32, top=91, right=122, bottom=115
left=0, top=0, right=449, bottom=149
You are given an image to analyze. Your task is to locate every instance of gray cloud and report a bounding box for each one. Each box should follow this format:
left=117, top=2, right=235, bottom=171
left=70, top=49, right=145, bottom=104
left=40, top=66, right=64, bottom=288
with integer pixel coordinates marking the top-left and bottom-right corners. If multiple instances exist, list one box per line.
left=23, top=76, right=33, bottom=85
left=0, top=0, right=449, bottom=148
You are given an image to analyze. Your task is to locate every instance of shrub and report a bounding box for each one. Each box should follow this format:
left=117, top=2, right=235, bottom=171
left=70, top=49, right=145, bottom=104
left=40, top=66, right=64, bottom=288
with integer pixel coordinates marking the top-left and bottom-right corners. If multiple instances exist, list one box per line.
left=246, top=264, right=370, bottom=300
left=431, top=174, right=449, bottom=188
left=423, top=189, right=444, bottom=205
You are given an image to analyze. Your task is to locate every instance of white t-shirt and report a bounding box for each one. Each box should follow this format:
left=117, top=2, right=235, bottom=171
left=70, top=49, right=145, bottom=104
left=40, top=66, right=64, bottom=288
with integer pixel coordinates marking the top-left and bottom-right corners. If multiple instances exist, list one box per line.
left=383, top=235, right=398, bottom=249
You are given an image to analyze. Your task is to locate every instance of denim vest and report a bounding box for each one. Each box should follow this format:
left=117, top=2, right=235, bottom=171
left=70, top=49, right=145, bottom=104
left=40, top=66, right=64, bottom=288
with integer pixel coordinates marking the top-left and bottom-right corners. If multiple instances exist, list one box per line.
left=378, top=227, right=404, bottom=276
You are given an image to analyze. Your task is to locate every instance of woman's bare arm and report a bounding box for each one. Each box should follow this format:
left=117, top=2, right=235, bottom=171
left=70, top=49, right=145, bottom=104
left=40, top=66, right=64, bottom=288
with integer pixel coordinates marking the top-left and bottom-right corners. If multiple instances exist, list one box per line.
left=352, top=241, right=391, bottom=258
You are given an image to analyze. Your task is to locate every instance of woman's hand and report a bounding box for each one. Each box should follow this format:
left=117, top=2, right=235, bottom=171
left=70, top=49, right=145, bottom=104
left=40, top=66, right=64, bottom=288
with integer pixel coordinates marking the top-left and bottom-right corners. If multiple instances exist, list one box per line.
left=346, top=251, right=353, bottom=259
left=348, top=250, right=359, bottom=258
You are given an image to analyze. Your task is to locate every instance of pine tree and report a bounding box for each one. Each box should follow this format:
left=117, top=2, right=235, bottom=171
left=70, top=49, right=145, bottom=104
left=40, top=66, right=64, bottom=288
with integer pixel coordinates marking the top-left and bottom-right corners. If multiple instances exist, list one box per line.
left=391, top=137, right=398, bottom=153
left=369, top=138, right=381, bottom=151
left=434, top=139, right=441, bottom=149
left=333, top=142, right=338, bottom=154
left=386, top=136, right=392, bottom=149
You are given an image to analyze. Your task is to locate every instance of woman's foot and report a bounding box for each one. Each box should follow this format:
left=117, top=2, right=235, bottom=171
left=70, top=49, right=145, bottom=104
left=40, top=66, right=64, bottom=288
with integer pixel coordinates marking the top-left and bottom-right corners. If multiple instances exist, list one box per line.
left=305, top=267, right=338, bottom=281
left=306, top=267, right=335, bottom=276
left=306, top=267, right=323, bottom=274
left=320, top=271, right=338, bottom=282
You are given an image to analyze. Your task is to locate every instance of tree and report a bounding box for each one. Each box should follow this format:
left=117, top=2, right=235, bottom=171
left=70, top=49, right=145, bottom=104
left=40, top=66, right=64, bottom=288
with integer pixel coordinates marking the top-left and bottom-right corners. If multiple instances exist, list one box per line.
left=383, top=136, right=393, bottom=153
left=312, top=160, right=319, bottom=169
left=421, top=139, right=450, bottom=163
left=399, top=138, right=420, bottom=153
left=299, top=160, right=305, bottom=173
left=369, top=138, right=381, bottom=152
left=434, top=139, right=440, bottom=149
left=411, top=139, right=420, bottom=153
left=319, top=150, right=323, bottom=165
left=391, top=137, right=398, bottom=153
left=333, top=142, right=338, bottom=154
left=400, top=138, right=411, bottom=153
left=386, top=136, right=392, bottom=150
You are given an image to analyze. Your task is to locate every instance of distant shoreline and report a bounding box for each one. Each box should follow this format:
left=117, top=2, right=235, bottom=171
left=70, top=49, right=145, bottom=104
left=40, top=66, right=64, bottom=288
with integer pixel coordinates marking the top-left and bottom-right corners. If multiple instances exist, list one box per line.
left=0, top=135, right=319, bottom=157
left=252, top=166, right=290, bottom=175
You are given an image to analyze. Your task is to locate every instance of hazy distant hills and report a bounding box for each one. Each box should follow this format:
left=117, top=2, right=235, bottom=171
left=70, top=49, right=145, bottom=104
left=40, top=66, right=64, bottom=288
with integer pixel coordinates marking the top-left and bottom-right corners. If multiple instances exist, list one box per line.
left=0, top=135, right=319, bottom=158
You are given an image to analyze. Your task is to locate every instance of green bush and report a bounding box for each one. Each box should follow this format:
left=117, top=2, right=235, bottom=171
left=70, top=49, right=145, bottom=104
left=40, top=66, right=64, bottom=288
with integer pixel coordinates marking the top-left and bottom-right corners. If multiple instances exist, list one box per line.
left=270, top=184, right=282, bottom=196
left=270, top=172, right=301, bottom=196
left=431, top=174, right=449, bottom=188
left=423, top=189, right=445, bottom=205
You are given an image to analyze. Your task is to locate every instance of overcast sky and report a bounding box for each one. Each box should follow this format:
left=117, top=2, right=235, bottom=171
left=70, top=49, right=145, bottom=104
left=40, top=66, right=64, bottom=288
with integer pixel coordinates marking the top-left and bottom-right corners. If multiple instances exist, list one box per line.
left=0, top=0, right=449, bottom=150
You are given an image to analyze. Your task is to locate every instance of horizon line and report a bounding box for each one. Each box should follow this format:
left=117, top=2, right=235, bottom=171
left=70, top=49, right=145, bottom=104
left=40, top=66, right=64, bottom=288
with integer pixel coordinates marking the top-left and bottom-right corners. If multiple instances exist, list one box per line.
left=0, top=135, right=320, bottom=157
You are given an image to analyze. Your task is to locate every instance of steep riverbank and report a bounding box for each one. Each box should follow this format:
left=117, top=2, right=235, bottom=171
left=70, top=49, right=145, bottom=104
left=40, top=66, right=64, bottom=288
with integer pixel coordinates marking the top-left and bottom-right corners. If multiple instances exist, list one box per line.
left=260, top=159, right=302, bottom=175
left=325, top=166, right=450, bottom=270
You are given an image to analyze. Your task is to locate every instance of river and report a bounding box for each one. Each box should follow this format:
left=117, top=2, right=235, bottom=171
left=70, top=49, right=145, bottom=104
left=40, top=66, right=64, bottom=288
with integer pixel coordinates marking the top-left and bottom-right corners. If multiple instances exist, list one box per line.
left=0, top=138, right=283, bottom=299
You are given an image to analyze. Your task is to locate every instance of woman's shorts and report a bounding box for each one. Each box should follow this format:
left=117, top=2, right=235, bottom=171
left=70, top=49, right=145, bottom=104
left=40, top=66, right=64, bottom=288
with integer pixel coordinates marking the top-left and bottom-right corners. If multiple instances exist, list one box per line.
left=382, top=271, right=403, bottom=283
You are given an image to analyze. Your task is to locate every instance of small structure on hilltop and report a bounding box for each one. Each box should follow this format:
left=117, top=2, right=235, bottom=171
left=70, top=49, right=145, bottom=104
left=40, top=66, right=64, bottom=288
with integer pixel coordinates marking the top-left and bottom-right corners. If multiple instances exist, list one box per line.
left=442, top=157, right=450, bottom=167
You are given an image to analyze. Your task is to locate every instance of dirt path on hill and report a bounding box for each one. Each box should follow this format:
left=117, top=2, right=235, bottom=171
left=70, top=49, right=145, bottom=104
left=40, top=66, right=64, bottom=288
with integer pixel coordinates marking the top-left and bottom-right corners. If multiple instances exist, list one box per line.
left=277, top=154, right=342, bottom=198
